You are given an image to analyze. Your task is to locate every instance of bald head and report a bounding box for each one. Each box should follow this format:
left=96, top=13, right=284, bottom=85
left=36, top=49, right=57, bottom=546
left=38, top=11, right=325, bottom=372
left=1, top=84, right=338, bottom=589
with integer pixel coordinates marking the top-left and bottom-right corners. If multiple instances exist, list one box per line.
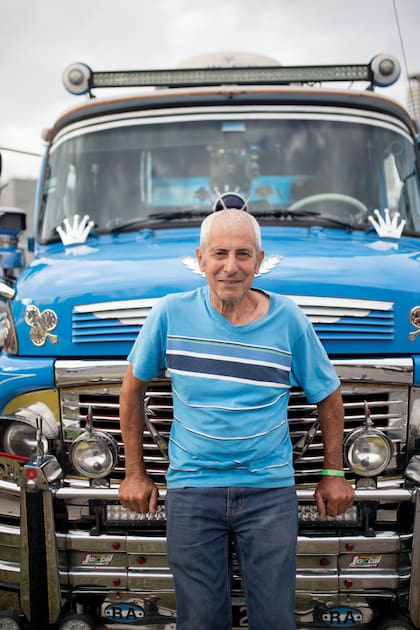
left=200, top=209, right=262, bottom=252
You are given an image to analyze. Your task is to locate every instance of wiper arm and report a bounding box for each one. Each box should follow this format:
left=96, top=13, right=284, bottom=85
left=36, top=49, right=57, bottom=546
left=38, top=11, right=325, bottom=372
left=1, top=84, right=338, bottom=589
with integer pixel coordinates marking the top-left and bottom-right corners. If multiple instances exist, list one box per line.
left=147, top=209, right=211, bottom=221
left=251, top=208, right=319, bottom=219
left=110, top=209, right=211, bottom=233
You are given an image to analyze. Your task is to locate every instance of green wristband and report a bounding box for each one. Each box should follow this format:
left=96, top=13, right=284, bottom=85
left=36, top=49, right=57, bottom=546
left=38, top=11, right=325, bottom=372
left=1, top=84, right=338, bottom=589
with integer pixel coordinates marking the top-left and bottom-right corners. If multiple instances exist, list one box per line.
left=322, top=469, right=345, bottom=477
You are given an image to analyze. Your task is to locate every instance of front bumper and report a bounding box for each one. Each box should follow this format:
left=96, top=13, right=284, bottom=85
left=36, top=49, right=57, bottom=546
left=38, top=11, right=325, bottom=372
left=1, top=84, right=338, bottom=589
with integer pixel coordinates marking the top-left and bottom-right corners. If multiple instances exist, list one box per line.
left=0, top=479, right=419, bottom=629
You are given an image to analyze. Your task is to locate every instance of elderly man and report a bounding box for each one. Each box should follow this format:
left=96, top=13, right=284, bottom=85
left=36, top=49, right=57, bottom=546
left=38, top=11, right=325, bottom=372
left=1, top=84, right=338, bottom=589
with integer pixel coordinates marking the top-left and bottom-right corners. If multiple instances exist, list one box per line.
left=119, top=206, right=354, bottom=630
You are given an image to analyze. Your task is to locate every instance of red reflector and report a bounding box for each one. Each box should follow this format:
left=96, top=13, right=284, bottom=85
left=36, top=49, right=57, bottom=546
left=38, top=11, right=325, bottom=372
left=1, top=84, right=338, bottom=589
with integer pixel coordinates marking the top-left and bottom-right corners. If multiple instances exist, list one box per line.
left=25, top=468, right=37, bottom=480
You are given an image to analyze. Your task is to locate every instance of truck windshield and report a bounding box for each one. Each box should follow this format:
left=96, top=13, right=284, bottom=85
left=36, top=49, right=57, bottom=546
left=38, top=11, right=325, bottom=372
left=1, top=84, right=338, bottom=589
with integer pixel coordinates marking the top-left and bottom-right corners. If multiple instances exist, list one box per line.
left=39, top=112, right=420, bottom=241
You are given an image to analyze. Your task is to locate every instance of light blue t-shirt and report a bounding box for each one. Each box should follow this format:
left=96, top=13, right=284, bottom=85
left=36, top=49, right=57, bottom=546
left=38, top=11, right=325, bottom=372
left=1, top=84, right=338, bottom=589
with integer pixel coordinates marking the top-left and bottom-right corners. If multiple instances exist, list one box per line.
left=128, top=286, right=339, bottom=488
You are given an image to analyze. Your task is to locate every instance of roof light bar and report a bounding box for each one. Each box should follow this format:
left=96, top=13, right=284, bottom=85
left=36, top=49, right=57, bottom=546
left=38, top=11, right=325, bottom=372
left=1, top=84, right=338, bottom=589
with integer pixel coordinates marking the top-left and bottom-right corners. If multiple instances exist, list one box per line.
left=63, top=53, right=401, bottom=96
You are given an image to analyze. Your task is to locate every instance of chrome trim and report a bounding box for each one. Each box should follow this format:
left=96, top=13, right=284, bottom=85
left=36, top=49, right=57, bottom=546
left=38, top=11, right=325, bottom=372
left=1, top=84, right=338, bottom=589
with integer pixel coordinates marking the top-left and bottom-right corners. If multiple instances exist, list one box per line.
left=334, top=358, right=413, bottom=385
left=0, top=520, right=412, bottom=595
left=55, top=360, right=128, bottom=386
left=0, top=479, right=21, bottom=496
left=0, top=479, right=415, bottom=502
left=410, top=489, right=420, bottom=627
left=74, top=297, right=161, bottom=326
left=54, top=357, right=413, bottom=387
left=0, top=281, right=15, bottom=300
left=408, top=387, right=420, bottom=452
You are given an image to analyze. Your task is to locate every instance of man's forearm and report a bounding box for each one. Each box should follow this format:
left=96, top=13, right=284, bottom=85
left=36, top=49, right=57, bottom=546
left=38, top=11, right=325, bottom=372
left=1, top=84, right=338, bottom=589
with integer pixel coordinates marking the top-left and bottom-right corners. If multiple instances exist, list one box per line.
left=316, top=387, right=345, bottom=469
left=119, top=368, right=149, bottom=477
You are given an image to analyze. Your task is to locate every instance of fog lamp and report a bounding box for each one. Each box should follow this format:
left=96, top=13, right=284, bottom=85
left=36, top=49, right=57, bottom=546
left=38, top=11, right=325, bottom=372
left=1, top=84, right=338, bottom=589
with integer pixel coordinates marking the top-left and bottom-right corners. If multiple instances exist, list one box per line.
left=69, top=429, right=118, bottom=479
left=345, top=425, right=393, bottom=477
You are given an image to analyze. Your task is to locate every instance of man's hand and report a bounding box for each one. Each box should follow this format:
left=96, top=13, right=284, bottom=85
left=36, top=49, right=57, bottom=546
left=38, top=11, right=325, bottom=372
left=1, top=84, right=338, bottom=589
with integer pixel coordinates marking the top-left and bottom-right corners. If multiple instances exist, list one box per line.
left=314, top=475, right=355, bottom=519
left=119, top=473, right=159, bottom=514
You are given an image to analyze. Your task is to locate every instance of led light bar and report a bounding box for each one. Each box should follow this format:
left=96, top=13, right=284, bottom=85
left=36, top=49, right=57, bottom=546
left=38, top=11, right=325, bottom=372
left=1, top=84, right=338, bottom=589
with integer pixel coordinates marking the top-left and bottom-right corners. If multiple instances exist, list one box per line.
left=63, top=54, right=401, bottom=96
left=103, top=502, right=359, bottom=526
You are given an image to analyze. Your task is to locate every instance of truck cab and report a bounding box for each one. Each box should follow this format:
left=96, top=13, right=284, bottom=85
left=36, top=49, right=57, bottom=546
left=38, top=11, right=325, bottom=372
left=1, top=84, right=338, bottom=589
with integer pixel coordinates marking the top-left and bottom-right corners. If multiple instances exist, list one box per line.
left=0, top=53, right=420, bottom=630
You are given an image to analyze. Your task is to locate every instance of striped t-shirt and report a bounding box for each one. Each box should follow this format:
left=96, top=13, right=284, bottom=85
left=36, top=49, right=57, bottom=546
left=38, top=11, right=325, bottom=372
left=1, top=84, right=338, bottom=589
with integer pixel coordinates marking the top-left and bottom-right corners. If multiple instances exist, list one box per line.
left=128, top=286, right=339, bottom=488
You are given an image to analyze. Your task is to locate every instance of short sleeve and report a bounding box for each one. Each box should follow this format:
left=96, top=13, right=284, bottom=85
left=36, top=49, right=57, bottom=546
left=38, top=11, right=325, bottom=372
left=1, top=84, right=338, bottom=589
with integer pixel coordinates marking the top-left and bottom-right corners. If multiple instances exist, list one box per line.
left=290, top=322, right=340, bottom=403
left=127, top=297, right=168, bottom=381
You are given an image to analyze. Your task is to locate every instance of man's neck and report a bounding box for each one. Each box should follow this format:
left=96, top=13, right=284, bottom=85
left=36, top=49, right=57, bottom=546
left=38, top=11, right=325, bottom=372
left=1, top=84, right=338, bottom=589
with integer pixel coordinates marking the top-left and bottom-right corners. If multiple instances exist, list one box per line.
left=212, top=290, right=269, bottom=325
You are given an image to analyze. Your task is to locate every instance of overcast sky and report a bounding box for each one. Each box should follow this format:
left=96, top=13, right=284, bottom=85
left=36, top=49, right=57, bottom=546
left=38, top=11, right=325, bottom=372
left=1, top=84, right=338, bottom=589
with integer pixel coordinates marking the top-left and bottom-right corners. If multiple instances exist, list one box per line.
left=1, top=0, right=419, bottom=181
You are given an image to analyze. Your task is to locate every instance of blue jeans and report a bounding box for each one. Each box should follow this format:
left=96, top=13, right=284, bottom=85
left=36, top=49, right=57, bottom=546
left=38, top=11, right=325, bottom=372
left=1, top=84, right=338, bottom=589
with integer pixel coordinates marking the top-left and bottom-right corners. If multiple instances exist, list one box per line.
left=166, top=486, right=297, bottom=630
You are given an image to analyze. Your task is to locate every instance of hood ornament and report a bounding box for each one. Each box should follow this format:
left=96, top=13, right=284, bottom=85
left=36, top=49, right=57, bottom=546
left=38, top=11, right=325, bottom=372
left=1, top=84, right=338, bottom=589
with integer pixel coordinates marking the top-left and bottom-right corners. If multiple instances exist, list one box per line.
left=181, top=253, right=282, bottom=277
left=56, top=214, right=95, bottom=245
left=24, top=305, right=58, bottom=346
left=368, top=208, right=406, bottom=239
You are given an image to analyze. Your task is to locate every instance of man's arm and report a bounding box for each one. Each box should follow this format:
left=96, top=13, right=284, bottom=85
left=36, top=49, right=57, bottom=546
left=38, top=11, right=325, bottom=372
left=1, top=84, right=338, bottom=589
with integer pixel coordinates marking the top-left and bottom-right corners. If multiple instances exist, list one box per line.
left=314, top=387, right=355, bottom=518
left=118, top=364, right=159, bottom=514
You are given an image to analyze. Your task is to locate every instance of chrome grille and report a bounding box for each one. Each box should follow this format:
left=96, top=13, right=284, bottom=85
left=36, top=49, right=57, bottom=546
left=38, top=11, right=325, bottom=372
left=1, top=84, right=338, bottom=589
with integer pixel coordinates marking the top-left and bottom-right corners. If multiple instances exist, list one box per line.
left=72, top=296, right=394, bottom=344
left=60, top=378, right=408, bottom=485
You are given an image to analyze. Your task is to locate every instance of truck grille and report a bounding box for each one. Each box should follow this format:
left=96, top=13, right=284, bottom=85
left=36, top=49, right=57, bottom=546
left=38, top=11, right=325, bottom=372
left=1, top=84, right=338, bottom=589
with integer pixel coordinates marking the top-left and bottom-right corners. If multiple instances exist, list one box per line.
left=72, top=296, right=394, bottom=344
left=60, top=378, right=408, bottom=486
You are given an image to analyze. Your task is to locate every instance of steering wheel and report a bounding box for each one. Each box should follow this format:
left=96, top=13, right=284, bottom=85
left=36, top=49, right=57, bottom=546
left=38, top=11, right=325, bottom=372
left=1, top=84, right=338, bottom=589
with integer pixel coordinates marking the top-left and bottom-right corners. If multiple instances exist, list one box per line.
left=289, top=193, right=368, bottom=218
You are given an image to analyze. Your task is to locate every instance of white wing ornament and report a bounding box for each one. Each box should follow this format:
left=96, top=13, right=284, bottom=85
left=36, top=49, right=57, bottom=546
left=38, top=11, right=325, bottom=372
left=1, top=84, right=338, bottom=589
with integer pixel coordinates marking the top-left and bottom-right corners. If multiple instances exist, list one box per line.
left=181, top=253, right=282, bottom=277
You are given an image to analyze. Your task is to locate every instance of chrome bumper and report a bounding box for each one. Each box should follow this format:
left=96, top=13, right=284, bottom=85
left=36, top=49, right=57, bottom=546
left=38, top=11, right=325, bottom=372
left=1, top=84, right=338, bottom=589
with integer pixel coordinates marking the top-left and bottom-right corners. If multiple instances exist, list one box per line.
left=1, top=479, right=419, bottom=627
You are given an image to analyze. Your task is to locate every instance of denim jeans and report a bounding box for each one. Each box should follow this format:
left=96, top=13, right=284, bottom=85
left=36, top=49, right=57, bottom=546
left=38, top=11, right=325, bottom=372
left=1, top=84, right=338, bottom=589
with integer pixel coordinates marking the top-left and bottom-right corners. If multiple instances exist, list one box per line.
left=166, top=486, right=297, bottom=630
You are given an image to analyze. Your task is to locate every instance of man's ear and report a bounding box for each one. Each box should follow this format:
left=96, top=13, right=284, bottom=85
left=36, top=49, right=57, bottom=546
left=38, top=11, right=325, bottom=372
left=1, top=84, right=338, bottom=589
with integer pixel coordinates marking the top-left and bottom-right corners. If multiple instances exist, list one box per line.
left=196, top=247, right=205, bottom=272
left=255, top=249, right=265, bottom=274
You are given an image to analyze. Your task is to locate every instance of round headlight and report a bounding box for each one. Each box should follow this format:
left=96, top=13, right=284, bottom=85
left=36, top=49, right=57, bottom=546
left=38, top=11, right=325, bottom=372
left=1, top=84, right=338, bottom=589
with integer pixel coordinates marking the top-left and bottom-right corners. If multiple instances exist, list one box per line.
left=345, top=426, right=393, bottom=477
left=3, top=421, right=48, bottom=458
left=69, top=430, right=118, bottom=479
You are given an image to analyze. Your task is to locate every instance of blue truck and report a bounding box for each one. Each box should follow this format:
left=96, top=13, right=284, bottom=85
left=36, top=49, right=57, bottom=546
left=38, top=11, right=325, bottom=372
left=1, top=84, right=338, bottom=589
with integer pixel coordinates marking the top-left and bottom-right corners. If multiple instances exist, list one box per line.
left=0, top=52, right=419, bottom=630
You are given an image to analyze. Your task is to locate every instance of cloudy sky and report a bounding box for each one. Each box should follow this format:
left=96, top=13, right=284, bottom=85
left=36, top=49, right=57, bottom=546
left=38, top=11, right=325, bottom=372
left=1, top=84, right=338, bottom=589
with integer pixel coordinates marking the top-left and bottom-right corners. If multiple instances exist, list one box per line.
left=1, top=0, right=419, bottom=181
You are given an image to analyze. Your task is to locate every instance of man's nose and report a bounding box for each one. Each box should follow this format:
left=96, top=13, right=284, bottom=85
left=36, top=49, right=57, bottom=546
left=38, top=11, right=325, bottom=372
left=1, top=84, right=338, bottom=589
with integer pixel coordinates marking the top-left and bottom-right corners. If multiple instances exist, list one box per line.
left=224, top=253, right=239, bottom=273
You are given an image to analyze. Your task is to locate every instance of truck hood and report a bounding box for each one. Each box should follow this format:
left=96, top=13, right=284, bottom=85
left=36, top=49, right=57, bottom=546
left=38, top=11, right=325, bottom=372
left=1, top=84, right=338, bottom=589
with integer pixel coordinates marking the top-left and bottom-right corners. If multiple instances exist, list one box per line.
left=10, top=226, right=420, bottom=358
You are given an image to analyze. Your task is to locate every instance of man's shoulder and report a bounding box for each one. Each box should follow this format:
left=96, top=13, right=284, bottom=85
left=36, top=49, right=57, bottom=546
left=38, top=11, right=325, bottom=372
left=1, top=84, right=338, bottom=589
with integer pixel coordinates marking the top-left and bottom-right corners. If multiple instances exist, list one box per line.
left=267, top=291, right=304, bottom=314
left=165, top=286, right=205, bottom=304
left=162, top=286, right=206, bottom=313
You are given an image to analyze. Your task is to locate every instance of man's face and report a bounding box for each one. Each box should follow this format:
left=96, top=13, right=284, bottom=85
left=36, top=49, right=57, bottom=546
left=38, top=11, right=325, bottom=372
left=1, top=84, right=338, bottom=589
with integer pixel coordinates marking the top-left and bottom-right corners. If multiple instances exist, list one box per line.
left=196, top=215, right=264, bottom=307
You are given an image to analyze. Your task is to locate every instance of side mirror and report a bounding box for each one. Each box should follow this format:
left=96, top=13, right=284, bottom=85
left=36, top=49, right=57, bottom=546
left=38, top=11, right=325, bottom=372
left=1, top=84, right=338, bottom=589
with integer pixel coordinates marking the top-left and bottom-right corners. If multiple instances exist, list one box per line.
left=0, top=207, right=27, bottom=280
left=0, top=207, right=26, bottom=233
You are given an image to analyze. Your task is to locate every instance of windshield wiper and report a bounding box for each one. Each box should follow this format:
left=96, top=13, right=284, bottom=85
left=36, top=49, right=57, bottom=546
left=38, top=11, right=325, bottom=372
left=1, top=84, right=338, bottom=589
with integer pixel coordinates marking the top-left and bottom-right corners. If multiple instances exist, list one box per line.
left=251, top=208, right=320, bottom=219
left=251, top=208, right=356, bottom=231
left=110, top=207, right=357, bottom=234
left=110, top=209, right=211, bottom=233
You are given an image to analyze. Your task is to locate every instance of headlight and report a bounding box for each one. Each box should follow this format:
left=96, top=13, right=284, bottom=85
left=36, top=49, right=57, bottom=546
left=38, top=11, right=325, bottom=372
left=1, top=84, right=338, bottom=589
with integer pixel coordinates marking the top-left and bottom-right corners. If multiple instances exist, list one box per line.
left=69, top=429, right=118, bottom=479
left=1, top=402, right=57, bottom=458
left=3, top=421, right=48, bottom=458
left=345, top=425, right=394, bottom=477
